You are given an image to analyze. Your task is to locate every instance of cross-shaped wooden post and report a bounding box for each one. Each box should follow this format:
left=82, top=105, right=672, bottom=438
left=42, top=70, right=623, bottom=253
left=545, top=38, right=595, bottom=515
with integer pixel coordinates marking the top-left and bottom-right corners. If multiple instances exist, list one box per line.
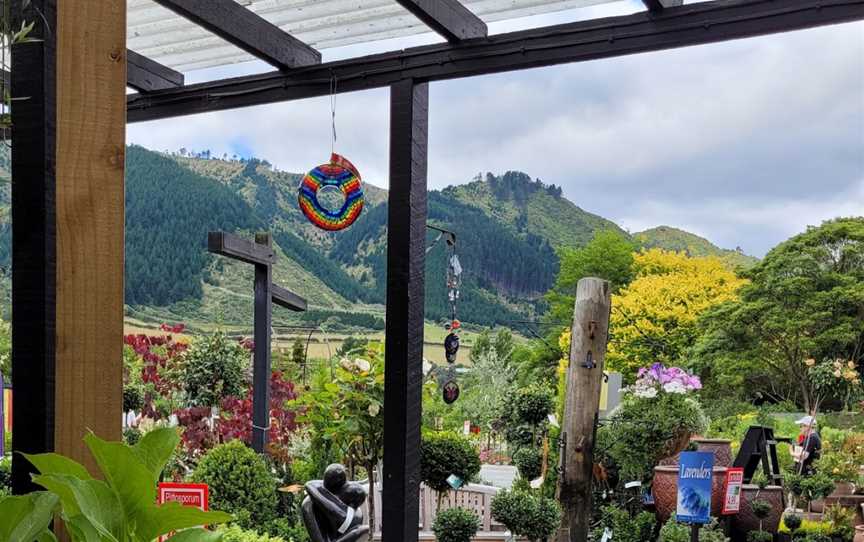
left=208, top=231, right=307, bottom=452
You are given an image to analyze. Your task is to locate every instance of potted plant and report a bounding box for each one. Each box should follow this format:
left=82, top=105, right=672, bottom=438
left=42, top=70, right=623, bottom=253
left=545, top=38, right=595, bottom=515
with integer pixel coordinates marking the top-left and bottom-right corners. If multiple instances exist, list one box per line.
left=732, top=478, right=784, bottom=535
left=432, top=507, right=481, bottom=542
left=801, top=473, right=837, bottom=514
left=784, top=512, right=803, bottom=539
left=823, top=505, right=855, bottom=542
left=420, top=431, right=482, bottom=510
left=593, top=505, right=656, bottom=542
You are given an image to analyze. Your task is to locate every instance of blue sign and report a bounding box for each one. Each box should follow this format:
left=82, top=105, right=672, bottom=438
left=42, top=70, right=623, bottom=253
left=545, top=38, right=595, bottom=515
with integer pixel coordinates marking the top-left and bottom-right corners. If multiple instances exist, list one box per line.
left=677, top=451, right=714, bottom=524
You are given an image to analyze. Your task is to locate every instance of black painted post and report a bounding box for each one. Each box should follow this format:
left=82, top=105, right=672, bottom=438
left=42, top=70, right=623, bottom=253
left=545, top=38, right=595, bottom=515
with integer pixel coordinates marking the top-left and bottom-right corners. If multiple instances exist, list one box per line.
left=252, top=232, right=273, bottom=453
left=382, top=78, right=428, bottom=542
left=207, top=231, right=306, bottom=454
left=10, top=0, right=57, bottom=495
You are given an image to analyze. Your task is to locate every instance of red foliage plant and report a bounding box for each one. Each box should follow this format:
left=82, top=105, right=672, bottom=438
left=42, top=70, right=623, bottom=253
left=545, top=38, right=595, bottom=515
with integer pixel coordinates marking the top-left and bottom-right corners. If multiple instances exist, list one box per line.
left=123, top=325, right=188, bottom=417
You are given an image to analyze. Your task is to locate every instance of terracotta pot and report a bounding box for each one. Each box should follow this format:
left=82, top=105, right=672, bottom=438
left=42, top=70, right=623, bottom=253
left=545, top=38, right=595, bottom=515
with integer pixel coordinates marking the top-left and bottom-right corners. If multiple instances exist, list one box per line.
left=854, top=525, right=864, bottom=542
left=831, top=481, right=857, bottom=496
left=652, top=465, right=729, bottom=524
left=659, top=437, right=734, bottom=467
left=691, top=438, right=734, bottom=468
left=731, top=485, right=784, bottom=535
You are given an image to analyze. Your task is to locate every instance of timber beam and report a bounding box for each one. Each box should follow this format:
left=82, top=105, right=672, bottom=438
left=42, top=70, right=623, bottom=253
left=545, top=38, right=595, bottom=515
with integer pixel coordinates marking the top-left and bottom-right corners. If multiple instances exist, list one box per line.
left=151, top=0, right=321, bottom=70
left=395, top=0, right=487, bottom=42
left=127, top=49, right=184, bottom=92
left=127, top=0, right=864, bottom=123
left=642, top=0, right=684, bottom=12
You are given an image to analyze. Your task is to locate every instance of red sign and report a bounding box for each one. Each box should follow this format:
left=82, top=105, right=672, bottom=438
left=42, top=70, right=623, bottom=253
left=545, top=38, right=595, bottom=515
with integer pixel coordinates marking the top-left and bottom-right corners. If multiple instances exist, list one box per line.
left=157, top=483, right=209, bottom=541
left=721, top=468, right=744, bottom=514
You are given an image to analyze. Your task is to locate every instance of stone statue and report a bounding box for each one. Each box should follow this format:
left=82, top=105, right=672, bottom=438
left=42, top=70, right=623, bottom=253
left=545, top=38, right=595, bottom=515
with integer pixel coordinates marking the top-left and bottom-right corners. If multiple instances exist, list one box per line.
left=302, top=464, right=370, bottom=542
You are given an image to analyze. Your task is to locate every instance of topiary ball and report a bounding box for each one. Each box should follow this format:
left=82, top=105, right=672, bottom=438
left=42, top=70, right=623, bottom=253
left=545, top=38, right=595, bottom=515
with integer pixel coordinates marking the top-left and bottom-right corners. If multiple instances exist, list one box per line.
left=512, top=447, right=543, bottom=481
left=420, top=431, right=481, bottom=493
left=193, top=439, right=278, bottom=527
left=432, top=507, right=481, bottom=542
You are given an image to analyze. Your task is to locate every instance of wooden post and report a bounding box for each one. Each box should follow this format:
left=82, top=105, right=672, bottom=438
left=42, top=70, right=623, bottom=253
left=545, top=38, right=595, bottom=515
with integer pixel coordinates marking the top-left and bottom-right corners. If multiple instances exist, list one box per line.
left=558, top=278, right=612, bottom=542
left=11, top=0, right=126, bottom=491
left=252, top=232, right=273, bottom=453
left=382, top=78, right=428, bottom=542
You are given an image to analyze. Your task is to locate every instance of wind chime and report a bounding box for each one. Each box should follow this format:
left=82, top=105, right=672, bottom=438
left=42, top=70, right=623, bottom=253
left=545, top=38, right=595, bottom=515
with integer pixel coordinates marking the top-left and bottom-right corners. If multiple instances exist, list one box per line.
left=428, top=225, right=462, bottom=404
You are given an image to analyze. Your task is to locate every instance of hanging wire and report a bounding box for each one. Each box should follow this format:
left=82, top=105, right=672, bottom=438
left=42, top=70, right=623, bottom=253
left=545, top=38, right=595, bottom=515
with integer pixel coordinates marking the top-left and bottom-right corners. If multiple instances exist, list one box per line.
left=329, top=74, right=338, bottom=156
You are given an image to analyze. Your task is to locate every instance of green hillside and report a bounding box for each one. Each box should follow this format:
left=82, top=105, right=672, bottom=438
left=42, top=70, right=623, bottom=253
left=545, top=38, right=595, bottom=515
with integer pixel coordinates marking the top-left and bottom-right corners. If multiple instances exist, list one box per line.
left=0, top=145, right=758, bottom=331
left=634, top=226, right=759, bottom=269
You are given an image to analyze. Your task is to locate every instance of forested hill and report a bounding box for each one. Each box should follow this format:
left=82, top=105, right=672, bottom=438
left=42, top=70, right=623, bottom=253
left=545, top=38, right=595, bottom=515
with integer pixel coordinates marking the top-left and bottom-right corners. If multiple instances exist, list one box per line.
left=633, top=226, right=759, bottom=269
left=0, top=145, right=756, bottom=330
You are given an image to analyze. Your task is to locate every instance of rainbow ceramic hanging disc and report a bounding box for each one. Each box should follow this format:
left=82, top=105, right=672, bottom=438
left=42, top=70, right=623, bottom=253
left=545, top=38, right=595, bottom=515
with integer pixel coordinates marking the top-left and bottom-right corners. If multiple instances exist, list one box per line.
left=298, top=153, right=364, bottom=231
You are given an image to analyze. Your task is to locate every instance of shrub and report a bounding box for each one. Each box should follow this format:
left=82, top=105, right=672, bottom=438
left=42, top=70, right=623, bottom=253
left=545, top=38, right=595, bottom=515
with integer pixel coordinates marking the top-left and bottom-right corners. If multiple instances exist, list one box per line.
left=123, top=426, right=142, bottom=446
left=491, top=489, right=561, bottom=542
left=219, top=525, right=287, bottom=542
left=123, top=383, right=144, bottom=412
left=783, top=513, right=803, bottom=532
left=513, top=447, right=543, bottom=481
left=420, top=432, right=481, bottom=493
left=599, top=391, right=707, bottom=482
left=594, top=505, right=656, bottom=542
left=824, top=505, right=855, bottom=540
left=746, top=531, right=772, bottom=542
left=183, top=330, right=248, bottom=408
left=0, top=457, right=10, bottom=496
left=514, top=385, right=554, bottom=426
left=432, top=507, right=481, bottom=542
left=659, top=516, right=728, bottom=542
left=800, top=473, right=835, bottom=508
left=193, top=439, right=278, bottom=527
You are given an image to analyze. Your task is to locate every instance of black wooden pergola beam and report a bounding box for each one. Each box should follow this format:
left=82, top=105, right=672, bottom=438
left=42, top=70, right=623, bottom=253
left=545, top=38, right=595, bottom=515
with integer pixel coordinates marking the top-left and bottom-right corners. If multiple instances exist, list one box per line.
left=126, top=49, right=184, bottom=92
left=395, top=0, right=487, bottom=42
left=208, top=231, right=276, bottom=266
left=151, top=0, right=321, bottom=70
left=127, top=0, right=864, bottom=123
left=642, top=0, right=684, bottom=12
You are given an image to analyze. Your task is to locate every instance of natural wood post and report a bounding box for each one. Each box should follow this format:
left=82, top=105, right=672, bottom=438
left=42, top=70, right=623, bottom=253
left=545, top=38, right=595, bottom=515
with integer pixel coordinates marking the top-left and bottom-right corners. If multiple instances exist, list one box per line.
left=382, top=78, right=428, bottom=542
left=53, top=0, right=127, bottom=474
left=558, top=278, right=612, bottom=542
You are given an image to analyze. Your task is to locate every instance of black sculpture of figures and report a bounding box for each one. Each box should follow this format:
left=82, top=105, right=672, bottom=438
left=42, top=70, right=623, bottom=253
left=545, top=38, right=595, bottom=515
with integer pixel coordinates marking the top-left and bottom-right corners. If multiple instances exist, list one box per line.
left=302, top=464, right=370, bottom=542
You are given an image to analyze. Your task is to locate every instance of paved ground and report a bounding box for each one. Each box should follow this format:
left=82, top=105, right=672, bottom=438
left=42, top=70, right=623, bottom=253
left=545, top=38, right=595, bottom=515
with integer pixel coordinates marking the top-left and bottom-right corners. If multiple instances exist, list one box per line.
left=479, top=464, right=518, bottom=488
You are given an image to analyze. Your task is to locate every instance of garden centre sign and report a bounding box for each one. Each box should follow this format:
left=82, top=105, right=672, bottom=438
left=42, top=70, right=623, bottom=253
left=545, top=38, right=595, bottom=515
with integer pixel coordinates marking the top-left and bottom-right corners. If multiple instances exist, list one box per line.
left=157, top=483, right=210, bottom=541
left=676, top=451, right=714, bottom=524
left=721, top=468, right=744, bottom=515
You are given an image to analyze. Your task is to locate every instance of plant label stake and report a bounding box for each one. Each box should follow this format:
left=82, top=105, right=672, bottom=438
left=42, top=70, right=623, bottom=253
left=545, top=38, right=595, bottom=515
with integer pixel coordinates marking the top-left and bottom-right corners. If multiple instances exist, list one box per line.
left=208, top=231, right=308, bottom=453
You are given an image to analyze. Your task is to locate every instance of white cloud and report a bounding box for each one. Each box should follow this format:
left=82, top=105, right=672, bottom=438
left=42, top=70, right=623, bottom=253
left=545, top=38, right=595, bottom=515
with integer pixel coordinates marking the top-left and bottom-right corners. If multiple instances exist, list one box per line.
left=127, top=6, right=864, bottom=257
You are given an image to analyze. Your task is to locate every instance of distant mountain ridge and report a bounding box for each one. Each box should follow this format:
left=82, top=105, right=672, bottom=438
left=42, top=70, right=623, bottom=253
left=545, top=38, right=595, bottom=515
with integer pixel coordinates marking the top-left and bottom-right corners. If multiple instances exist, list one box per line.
left=633, top=226, right=759, bottom=269
left=0, top=145, right=756, bottom=330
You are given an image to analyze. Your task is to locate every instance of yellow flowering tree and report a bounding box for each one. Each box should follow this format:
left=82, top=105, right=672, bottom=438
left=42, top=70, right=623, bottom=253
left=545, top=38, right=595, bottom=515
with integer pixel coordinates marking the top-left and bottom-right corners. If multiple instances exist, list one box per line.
left=605, top=249, right=747, bottom=381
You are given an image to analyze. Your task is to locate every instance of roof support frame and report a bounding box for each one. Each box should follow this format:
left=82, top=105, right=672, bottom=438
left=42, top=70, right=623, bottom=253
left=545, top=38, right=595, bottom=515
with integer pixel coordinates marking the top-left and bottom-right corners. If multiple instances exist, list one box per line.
left=127, top=49, right=184, bottom=92
left=127, top=0, right=864, bottom=123
left=642, top=0, right=684, bottom=12
left=394, top=0, right=487, bottom=42
left=151, top=0, right=321, bottom=70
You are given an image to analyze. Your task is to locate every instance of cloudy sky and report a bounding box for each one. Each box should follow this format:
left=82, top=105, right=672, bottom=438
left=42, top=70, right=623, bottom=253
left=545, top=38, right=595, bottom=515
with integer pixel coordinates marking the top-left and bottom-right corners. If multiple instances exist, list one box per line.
left=127, top=1, right=864, bottom=257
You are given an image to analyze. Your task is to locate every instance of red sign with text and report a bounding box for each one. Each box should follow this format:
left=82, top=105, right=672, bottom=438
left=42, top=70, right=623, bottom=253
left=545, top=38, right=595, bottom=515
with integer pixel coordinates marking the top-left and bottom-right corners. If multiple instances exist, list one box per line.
left=721, top=468, right=744, bottom=514
left=157, top=483, right=209, bottom=541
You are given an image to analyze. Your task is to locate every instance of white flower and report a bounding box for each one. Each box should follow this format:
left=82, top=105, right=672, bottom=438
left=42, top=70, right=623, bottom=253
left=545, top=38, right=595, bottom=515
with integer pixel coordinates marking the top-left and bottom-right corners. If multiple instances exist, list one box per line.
left=663, top=381, right=687, bottom=394
left=634, top=386, right=658, bottom=399
left=368, top=403, right=381, bottom=417
left=354, top=358, right=371, bottom=373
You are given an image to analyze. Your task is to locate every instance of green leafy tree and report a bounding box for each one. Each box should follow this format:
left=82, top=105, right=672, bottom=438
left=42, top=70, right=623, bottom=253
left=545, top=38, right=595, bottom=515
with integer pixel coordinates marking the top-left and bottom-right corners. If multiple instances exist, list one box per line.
left=545, top=230, right=636, bottom=324
left=293, top=346, right=385, bottom=538
left=692, top=218, right=864, bottom=411
left=183, top=330, right=249, bottom=408
left=290, top=337, right=305, bottom=366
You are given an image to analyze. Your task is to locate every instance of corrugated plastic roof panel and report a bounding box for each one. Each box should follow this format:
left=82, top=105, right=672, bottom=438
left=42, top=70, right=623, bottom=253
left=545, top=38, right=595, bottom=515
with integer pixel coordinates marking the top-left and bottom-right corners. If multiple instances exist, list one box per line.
left=128, top=0, right=622, bottom=73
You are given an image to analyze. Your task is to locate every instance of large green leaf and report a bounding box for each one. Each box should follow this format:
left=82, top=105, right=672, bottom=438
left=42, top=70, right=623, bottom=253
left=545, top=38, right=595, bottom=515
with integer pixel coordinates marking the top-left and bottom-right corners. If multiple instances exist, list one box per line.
left=63, top=515, right=117, bottom=542
left=23, top=453, right=92, bottom=480
left=135, top=502, right=232, bottom=542
left=132, top=428, right=179, bottom=482
left=165, top=528, right=224, bottom=542
left=0, top=492, right=58, bottom=542
left=83, top=432, right=155, bottom=528
left=32, top=474, right=123, bottom=541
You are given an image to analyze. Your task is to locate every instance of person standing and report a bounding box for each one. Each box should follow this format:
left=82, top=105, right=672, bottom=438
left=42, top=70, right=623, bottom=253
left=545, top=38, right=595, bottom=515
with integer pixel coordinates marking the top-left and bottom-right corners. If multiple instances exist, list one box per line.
left=793, top=415, right=822, bottom=475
